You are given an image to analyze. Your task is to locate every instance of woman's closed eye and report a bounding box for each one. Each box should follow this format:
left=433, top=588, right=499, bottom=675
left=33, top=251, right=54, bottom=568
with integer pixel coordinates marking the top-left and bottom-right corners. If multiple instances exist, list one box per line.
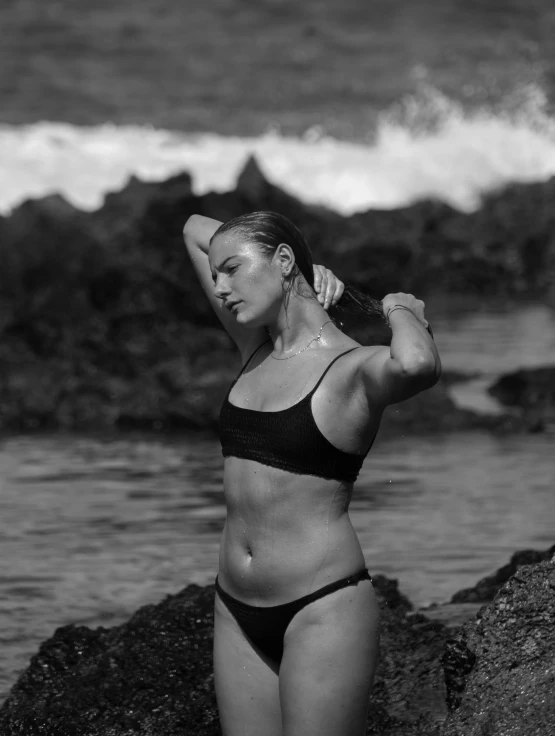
left=212, top=265, right=238, bottom=283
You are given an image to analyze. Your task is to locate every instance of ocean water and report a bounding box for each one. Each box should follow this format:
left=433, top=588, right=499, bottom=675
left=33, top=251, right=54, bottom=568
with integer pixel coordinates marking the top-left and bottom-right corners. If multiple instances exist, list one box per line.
left=1, top=0, right=555, bottom=214
left=1, top=305, right=555, bottom=701
left=1, top=430, right=554, bottom=702
left=2, top=98, right=555, bottom=216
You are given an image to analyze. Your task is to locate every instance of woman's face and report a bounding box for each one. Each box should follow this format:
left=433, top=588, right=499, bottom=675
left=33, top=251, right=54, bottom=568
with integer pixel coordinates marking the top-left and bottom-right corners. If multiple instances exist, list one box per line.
left=209, top=230, right=287, bottom=326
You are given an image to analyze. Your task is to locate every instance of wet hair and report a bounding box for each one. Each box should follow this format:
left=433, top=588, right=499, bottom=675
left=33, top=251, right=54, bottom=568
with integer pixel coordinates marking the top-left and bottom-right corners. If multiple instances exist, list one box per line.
left=210, top=211, right=385, bottom=328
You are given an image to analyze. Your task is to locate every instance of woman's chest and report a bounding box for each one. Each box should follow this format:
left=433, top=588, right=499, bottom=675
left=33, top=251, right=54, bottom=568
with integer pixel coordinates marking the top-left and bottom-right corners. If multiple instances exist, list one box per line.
left=226, top=354, right=377, bottom=456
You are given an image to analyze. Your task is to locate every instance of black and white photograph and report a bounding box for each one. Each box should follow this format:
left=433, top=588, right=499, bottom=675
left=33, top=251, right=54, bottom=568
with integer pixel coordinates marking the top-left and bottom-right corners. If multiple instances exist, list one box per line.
left=0, top=1, right=554, bottom=734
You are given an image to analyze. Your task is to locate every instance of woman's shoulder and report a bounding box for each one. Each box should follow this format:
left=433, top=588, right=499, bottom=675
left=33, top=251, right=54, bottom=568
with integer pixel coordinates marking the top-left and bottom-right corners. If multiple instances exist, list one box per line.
left=315, top=342, right=386, bottom=381
left=326, top=343, right=389, bottom=388
left=326, top=339, right=385, bottom=360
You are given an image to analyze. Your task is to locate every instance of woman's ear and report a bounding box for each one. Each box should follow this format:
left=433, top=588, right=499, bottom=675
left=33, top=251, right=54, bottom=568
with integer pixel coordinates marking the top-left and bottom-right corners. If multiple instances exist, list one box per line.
left=276, top=243, right=296, bottom=276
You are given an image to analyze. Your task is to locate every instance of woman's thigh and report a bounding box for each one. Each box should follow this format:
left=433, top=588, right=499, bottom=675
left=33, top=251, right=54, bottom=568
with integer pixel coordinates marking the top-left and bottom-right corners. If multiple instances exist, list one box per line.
left=279, top=580, right=380, bottom=736
left=213, top=593, right=282, bottom=736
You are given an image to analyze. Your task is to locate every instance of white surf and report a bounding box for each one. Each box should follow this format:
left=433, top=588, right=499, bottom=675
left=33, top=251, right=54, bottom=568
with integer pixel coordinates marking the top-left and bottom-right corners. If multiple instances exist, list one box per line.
left=2, top=86, right=554, bottom=216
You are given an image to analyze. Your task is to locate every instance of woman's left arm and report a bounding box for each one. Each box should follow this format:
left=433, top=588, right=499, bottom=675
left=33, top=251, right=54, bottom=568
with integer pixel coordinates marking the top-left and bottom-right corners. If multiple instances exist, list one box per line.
left=361, top=292, right=441, bottom=406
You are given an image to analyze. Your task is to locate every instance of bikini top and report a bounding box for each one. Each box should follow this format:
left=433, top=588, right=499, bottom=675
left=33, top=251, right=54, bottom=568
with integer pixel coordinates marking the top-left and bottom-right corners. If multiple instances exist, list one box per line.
left=219, top=340, right=375, bottom=482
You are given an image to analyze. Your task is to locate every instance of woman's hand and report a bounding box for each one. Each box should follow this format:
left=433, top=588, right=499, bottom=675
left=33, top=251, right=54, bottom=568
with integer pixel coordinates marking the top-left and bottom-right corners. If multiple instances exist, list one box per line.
left=313, top=265, right=345, bottom=310
left=382, top=293, right=429, bottom=329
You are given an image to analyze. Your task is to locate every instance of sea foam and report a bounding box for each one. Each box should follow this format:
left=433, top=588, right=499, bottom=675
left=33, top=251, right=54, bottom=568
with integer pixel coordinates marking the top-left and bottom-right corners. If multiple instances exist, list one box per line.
left=2, top=88, right=555, bottom=216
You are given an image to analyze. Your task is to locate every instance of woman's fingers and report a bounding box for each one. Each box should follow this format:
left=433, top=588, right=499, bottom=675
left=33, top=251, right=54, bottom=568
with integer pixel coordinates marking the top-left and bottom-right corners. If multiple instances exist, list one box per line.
left=313, top=265, right=344, bottom=310
left=313, top=265, right=322, bottom=294
left=324, top=270, right=344, bottom=309
left=313, top=265, right=328, bottom=304
left=332, top=279, right=345, bottom=306
left=319, top=274, right=329, bottom=305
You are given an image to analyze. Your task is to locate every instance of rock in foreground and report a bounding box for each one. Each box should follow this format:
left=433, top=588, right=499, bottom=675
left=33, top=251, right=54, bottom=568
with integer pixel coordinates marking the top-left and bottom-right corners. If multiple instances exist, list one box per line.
left=451, top=544, right=555, bottom=603
left=442, top=559, right=555, bottom=736
left=0, top=576, right=448, bottom=736
left=0, top=585, right=220, bottom=736
left=1, top=548, right=554, bottom=735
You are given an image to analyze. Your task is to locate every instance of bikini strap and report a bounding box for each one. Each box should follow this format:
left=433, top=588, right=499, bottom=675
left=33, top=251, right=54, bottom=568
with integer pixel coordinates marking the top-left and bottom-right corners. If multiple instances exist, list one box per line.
left=238, top=339, right=271, bottom=376
left=308, top=347, right=360, bottom=396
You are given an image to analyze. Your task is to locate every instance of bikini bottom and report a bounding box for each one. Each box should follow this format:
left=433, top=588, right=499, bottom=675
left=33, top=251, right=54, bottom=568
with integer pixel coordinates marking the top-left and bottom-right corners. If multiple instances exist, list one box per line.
left=214, top=567, right=372, bottom=665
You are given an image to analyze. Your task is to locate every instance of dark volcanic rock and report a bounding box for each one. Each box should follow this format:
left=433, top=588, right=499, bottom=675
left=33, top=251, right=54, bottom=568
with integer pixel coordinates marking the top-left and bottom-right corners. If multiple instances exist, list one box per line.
left=92, top=173, right=193, bottom=243
left=441, top=559, right=555, bottom=736
left=488, top=365, right=555, bottom=432
left=451, top=544, right=555, bottom=604
left=0, top=576, right=449, bottom=736
left=1, top=160, right=555, bottom=432
left=2, top=553, right=553, bottom=735
left=419, top=545, right=555, bottom=629
left=0, top=585, right=219, bottom=736
left=371, top=574, right=414, bottom=614
left=235, top=155, right=341, bottom=229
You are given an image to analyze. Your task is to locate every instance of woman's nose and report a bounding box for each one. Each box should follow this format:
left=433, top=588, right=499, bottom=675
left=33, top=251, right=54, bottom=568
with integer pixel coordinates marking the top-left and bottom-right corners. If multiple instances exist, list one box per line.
left=214, top=277, right=231, bottom=299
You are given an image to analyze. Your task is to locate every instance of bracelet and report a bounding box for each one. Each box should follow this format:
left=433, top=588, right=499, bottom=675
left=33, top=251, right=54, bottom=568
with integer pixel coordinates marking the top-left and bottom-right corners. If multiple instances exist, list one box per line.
left=385, top=304, right=434, bottom=339
left=385, top=304, right=414, bottom=323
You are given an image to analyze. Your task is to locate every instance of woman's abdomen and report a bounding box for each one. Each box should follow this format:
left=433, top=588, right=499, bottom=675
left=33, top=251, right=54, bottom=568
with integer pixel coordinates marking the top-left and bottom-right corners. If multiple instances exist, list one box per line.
left=217, top=488, right=367, bottom=605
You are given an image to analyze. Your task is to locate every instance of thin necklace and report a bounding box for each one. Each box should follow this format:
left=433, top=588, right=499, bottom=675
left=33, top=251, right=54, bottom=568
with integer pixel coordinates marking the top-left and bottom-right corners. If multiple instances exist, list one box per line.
left=270, top=321, right=333, bottom=360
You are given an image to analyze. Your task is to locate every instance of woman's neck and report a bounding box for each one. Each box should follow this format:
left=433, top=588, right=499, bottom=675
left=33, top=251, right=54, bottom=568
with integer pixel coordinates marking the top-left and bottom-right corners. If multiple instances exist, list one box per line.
left=265, top=296, right=335, bottom=356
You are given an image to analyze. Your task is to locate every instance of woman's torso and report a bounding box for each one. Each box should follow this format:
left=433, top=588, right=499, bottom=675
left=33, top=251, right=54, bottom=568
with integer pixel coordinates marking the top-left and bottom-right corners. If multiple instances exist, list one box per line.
left=218, top=339, right=382, bottom=605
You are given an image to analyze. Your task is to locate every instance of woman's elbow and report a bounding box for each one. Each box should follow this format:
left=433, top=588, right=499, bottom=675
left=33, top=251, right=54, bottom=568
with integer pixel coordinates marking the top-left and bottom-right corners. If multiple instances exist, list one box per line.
left=400, top=352, right=441, bottom=386
left=183, top=213, right=200, bottom=236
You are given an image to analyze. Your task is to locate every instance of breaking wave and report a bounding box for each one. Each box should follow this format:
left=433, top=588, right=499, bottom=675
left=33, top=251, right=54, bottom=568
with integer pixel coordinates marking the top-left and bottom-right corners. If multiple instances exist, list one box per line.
left=2, top=86, right=555, bottom=215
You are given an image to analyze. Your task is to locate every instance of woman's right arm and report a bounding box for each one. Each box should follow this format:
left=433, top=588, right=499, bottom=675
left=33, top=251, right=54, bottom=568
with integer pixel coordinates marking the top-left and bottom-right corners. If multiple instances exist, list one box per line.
left=359, top=292, right=441, bottom=406
left=183, top=215, right=267, bottom=357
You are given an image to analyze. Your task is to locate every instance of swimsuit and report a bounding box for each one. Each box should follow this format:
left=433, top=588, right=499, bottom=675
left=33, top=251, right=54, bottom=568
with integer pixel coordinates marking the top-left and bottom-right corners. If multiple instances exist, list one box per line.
left=219, top=340, right=375, bottom=482
left=216, top=341, right=375, bottom=664
left=215, top=568, right=372, bottom=664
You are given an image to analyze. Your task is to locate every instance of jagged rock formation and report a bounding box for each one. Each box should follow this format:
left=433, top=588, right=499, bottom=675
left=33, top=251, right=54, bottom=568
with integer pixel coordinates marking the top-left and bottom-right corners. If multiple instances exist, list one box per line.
left=0, top=575, right=448, bottom=736
left=1, top=548, right=553, bottom=735
left=488, top=366, right=555, bottom=432
left=2, top=159, right=553, bottom=432
left=442, top=559, right=555, bottom=736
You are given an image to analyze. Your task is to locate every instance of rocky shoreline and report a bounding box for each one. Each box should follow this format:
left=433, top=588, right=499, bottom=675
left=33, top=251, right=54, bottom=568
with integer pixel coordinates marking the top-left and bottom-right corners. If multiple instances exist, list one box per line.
left=0, top=545, right=553, bottom=736
left=1, top=159, right=554, bottom=434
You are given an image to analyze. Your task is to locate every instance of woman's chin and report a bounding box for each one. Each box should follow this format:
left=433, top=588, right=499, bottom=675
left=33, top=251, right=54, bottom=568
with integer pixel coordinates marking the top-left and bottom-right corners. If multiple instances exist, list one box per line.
left=236, top=309, right=263, bottom=328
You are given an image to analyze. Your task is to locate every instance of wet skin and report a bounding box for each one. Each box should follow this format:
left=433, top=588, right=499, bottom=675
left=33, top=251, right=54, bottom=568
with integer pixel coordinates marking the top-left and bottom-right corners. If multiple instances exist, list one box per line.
left=186, top=216, right=438, bottom=734
left=208, top=230, right=382, bottom=603
left=217, top=341, right=381, bottom=604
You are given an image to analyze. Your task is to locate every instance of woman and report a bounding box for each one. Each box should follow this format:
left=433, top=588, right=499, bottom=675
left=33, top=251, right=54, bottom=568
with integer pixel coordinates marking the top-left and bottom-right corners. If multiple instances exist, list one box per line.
left=183, top=211, right=441, bottom=736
